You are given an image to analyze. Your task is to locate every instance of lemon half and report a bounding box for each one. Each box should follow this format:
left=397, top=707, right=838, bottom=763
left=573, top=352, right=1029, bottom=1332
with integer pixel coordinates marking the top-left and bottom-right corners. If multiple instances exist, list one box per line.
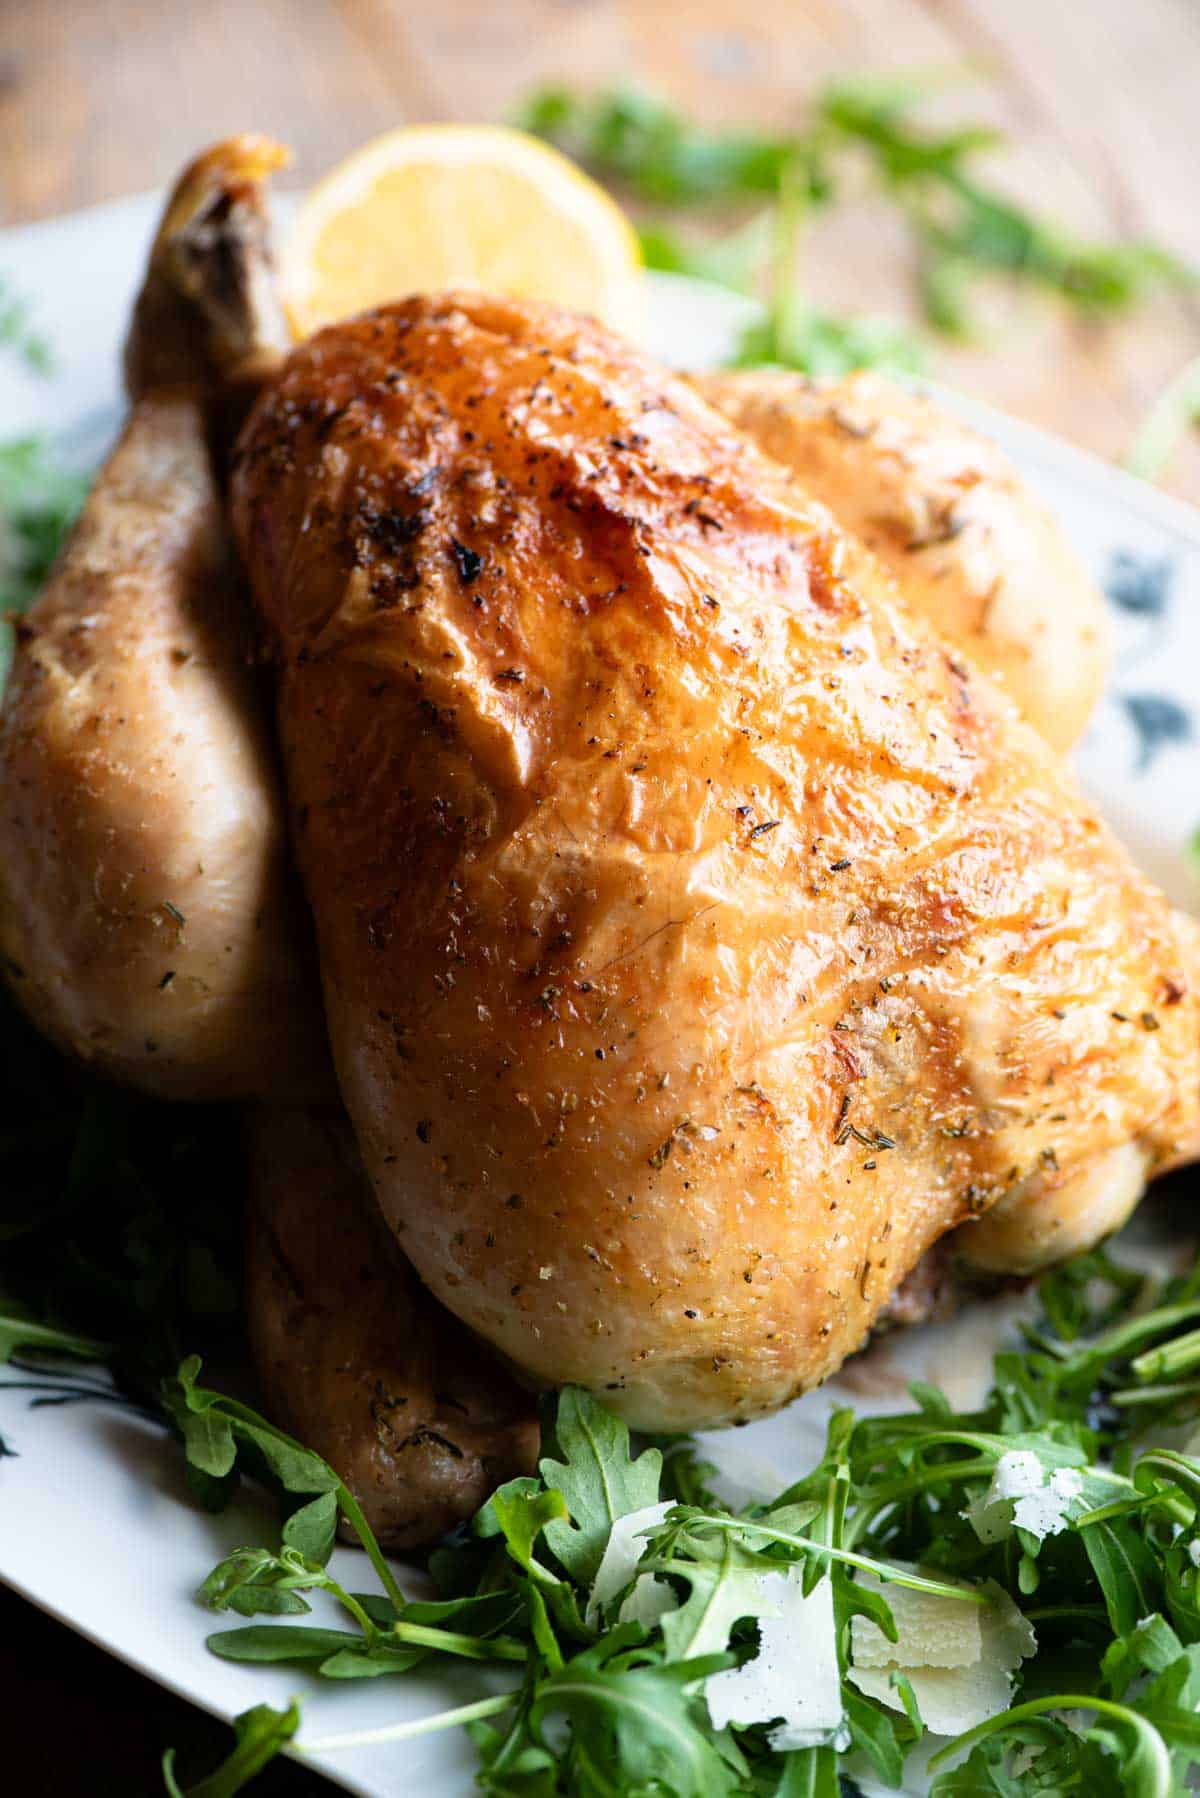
left=281, top=123, right=643, bottom=339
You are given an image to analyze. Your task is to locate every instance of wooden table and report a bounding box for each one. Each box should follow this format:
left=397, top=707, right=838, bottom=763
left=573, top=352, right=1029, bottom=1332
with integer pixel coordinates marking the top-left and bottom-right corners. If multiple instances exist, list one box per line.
left=4, top=0, right=1200, bottom=505
left=0, top=1, right=1198, bottom=1789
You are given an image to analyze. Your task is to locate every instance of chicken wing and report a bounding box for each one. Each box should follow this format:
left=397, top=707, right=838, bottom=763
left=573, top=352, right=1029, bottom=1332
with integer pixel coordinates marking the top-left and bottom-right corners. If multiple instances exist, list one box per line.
left=233, top=293, right=1200, bottom=1431
left=0, top=138, right=328, bottom=1099
left=694, top=369, right=1109, bottom=754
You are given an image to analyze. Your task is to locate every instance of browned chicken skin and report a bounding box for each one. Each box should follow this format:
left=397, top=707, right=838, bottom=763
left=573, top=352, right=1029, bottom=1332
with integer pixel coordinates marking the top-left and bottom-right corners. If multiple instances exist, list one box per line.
left=246, top=1106, right=538, bottom=1548
left=693, top=369, right=1110, bottom=754
left=233, top=292, right=1200, bottom=1431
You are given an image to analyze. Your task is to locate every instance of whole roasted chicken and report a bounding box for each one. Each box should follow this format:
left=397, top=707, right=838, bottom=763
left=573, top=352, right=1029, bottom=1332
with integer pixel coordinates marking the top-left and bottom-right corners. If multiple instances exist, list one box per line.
left=3, top=144, right=1199, bottom=1531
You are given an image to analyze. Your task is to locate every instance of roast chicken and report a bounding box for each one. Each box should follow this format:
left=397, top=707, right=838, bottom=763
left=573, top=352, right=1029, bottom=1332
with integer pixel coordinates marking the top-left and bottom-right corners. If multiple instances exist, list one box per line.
left=692, top=369, right=1110, bottom=754
left=229, top=290, right=1199, bottom=1431
left=3, top=142, right=1199, bottom=1525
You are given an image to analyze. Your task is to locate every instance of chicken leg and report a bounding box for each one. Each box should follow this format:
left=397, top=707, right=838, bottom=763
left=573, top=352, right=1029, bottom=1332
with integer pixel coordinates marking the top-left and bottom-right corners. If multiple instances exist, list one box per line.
left=246, top=1105, right=538, bottom=1548
left=0, top=137, right=328, bottom=1099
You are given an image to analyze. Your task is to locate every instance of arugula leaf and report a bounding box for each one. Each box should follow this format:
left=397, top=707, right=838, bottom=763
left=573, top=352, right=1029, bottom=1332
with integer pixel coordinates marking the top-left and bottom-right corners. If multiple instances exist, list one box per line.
left=207, top=1625, right=367, bottom=1664
left=927, top=1695, right=1172, bottom=1797
left=281, top=1490, right=339, bottom=1564
left=198, top=1546, right=316, bottom=1618
left=1101, top=1612, right=1185, bottom=1697
left=0, top=437, right=88, bottom=610
left=163, top=1357, right=408, bottom=1617
left=476, top=1474, right=571, bottom=1580
left=0, top=1305, right=109, bottom=1365
left=525, top=1635, right=740, bottom=1798
left=929, top=1718, right=1113, bottom=1795
left=517, top=85, right=806, bottom=206
left=771, top=1746, right=841, bottom=1797
left=1082, top=1517, right=1166, bottom=1636
left=655, top=1530, right=772, bottom=1660
left=161, top=1702, right=300, bottom=1798
left=539, top=1386, right=663, bottom=1584
left=1137, top=1647, right=1200, bottom=1782
left=0, top=276, right=55, bottom=375
left=844, top=1683, right=911, bottom=1786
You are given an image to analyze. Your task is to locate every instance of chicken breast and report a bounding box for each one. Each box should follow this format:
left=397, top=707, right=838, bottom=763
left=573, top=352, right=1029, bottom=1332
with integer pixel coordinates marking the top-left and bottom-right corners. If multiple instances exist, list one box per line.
left=246, top=1106, right=538, bottom=1548
left=694, top=369, right=1110, bottom=754
left=0, top=138, right=328, bottom=1100
left=233, top=293, right=1199, bottom=1432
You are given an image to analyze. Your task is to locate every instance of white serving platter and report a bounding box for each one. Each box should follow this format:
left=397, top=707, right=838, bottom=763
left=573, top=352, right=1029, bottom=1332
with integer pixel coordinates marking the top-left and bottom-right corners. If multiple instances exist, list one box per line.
left=1, top=188, right=1199, bottom=1796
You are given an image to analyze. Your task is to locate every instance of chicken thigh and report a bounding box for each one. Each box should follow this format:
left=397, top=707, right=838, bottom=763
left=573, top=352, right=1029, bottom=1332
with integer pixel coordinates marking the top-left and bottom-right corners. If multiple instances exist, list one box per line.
left=246, top=1106, right=538, bottom=1547
left=233, top=292, right=1200, bottom=1432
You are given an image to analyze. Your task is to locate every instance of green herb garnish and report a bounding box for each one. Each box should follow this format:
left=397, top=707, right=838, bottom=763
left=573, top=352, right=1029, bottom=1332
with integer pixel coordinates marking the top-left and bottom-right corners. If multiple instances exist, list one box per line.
left=518, top=75, right=1194, bottom=382
left=161, top=1701, right=300, bottom=1797
left=0, top=434, right=89, bottom=687
left=1128, top=355, right=1200, bottom=483
left=518, top=86, right=808, bottom=207
left=0, top=275, right=56, bottom=376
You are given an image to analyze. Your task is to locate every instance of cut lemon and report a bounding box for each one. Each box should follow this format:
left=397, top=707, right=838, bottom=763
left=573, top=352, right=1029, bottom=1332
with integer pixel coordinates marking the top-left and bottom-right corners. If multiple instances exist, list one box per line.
left=281, top=124, right=643, bottom=339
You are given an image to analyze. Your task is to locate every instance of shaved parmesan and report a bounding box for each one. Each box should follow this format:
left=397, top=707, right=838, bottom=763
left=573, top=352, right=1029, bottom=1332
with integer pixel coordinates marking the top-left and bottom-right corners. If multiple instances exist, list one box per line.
left=618, top=1571, right=678, bottom=1630
left=848, top=1577, right=1035, bottom=1738
left=849, top=1657, right=1015, bottom=1738
left=705, top=1569, right=845, bottom=1751
left=851, top=1576, right=982, bottom=1670
left=670, top=1562, right=783, bottom=1661
left=966, top=1450, right=1083, bottom=1544
left=586, top=1501, right=673, bottom=1625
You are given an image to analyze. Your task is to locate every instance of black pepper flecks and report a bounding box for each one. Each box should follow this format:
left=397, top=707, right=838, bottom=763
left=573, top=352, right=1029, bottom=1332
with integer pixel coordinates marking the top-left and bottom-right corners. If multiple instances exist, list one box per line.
left=451, top=539, right=484, bottom=584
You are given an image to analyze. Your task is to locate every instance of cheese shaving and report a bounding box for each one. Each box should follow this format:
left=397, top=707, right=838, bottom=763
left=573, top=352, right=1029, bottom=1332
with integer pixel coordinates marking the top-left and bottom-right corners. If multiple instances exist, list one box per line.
left=849, top=1657, right=1015, bottom=1738
left=617, top=1570, right=678, bottom=1630
left=705, top=1569, right=845, bottom=1750
left=586, top=1501, right=673, bottom=1624
left=848, top=1578, right=1035, bottom=1737
left=851, top=1572, right=981, bottom=1670
left=966, top=1449, right=1083, bottom=1544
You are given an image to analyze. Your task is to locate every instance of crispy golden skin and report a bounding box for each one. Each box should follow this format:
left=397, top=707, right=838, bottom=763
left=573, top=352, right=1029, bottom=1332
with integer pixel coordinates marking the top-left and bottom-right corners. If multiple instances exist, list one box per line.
left=694, top=369, right=1110, bottom=754
left=233, top=293, right=1199, bottom=1431
left=246, top=1107, right=538, bottom=1548
left=0, top=138, right=328, bottom=1100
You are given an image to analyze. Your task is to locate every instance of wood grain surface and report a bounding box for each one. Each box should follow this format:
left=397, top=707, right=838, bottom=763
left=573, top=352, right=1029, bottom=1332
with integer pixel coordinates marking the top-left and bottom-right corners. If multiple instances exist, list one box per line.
left=0, top=1, right=1198, bottom=1791
left=3, top=0, right=1200, bottom=502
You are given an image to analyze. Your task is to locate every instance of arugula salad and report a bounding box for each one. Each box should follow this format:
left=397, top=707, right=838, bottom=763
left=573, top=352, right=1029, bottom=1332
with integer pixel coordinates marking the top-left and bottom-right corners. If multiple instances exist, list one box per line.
left=4, top=72, right=1200, bottom=1798
left=156, top=1250, right=1200, bottom=1797
left=8, top=1111, right=1200, bottom=1797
